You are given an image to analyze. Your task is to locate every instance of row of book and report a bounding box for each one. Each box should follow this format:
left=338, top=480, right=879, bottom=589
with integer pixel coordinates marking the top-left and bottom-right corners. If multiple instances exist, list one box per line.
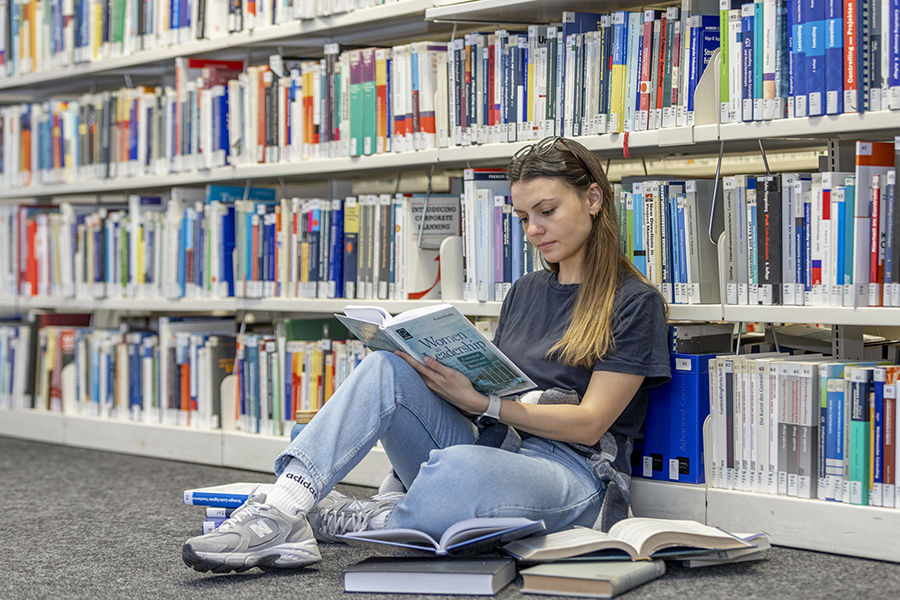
left=642, top=349, right=900, bottom=510
left=0, top=174, right=559, bottom=303
left=709, top=354, right=900, bottom=509
left=4, top=5, right=900, bottom=188
left=616, top=178, right=720, bottom=306
left=0, top=0, right=400, bottom=77
left=720, top=140, right=900, bottom=307
left=233, top=328, right=368, bottom=437
left=0, top=312, right=381, bottom=436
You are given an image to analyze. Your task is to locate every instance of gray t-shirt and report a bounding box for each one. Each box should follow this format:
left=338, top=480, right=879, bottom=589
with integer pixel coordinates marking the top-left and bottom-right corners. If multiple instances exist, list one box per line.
left=493, top=269, right=671, bottom=440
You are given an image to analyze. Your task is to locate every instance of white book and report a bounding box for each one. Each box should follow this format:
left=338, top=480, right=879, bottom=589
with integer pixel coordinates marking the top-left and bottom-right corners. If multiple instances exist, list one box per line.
left=723, top=177, right=739, bottom=304
left=794, top=178, right=811, bottom=306
left=734, top=175, right=750, bottom=305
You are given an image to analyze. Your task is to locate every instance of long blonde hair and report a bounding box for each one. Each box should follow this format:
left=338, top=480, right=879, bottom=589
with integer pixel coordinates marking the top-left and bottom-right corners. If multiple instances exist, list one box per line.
left=507, top=137, right=663, bottom=369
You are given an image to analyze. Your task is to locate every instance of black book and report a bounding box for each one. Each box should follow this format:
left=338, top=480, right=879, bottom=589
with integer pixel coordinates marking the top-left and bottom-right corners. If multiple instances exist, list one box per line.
left=343, top=556, right=516, bottom=595
left=757, top=175, right=782, bottom=305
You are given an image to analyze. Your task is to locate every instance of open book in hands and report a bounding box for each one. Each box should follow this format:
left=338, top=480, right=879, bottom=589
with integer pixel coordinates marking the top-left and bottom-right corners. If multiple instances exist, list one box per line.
left=501, top=518, right=758, bottom=562
left=335, top=303, right=536, bottom=396
left=338, top=517, right=546, bottom=557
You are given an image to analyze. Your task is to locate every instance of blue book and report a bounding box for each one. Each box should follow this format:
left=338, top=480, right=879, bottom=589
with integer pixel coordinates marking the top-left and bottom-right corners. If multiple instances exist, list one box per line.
left=183, top=482, right=275, bottom=508
left=246, top=335, right=259, bottom=434
left=643, top=370, right=672, bottom=481
left=668, top=193, right=681, bottom=303
left=510, top=213, right=523, bottom=282
left=330, top=199, right=344, bottom=299
left=805, top=0, right=825, bottom=115
left=688, top=16, right=720, bottom=122
left=645, top=353, right=714, bottom=484
left=873, top=367, right=886, bottom=506
left=843, top=176, right=856, bottom=290
left=788, top=0, right=805, bottom=117
left=308, top=202, right=322, bottom=294
left=824, top=0, right=844, bottom=113
left=833, top=185, right=847, bottom=294
left=825, top=372, right=845, bottom=501
left=676, top=193, right=689, bottom=302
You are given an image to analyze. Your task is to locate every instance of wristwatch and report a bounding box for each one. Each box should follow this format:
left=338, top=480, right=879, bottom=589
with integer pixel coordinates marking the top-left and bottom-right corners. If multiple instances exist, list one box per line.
left=481, top=394, right=502, bottom=421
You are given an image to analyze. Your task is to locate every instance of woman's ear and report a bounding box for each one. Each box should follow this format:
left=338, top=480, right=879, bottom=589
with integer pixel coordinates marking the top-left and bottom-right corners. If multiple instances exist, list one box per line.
left=587, top=183, right=603, bottom=215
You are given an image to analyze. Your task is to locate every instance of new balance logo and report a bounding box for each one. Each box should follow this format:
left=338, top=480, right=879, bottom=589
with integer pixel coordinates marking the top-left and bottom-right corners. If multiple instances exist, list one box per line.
left=249, top=520, right=274, bottom=538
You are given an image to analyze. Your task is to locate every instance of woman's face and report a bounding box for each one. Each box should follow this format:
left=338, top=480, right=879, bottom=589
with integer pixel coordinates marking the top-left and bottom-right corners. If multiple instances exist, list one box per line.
left=511, top=177, right=600, bottom=284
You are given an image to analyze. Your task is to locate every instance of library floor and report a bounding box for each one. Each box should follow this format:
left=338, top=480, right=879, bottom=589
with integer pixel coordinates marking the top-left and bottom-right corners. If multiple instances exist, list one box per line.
left=3, top=435, right=900, bottom=600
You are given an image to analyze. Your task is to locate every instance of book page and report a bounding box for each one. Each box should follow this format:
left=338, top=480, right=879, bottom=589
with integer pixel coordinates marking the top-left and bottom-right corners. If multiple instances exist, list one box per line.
left=441, top=517, right=540, bottom=547
left=334, top=314, right=401, bottom=353
left=502, top=526, right=637, bottom=561
left=608, top=518, right=751, bottom=558
left=342, top=527, right=441, bottom=551
left=342, top=305, right=392, bottom=325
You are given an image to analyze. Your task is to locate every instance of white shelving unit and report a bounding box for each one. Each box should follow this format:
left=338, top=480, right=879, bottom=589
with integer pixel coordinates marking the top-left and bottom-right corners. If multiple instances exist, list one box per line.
left=0, top=293, right=719, bottom=321
left=0, top=409, right=392, bottom=487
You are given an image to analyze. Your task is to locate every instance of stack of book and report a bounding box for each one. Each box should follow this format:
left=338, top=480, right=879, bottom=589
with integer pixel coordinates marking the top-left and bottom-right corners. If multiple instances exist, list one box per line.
left=505, top=518, right=769, bottom=597
left=183, top=482, right=273, bottom=533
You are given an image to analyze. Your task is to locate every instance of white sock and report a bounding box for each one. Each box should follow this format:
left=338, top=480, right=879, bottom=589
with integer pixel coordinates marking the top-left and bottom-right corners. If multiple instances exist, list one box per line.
left=266, top=459, right=318, bottom=516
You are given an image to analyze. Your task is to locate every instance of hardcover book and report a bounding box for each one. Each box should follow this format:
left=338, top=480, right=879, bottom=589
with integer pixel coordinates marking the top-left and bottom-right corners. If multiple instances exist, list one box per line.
left=520, top=559, right=665, bottom=598
left=344, top=556, right=516, bottom=595
left=335, top=303, right=535, bottom=397
left=182, top=482, right=273, bottom=507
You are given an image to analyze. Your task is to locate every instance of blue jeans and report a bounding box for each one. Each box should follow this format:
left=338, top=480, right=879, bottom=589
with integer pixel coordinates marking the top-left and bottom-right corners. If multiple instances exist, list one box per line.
left=275, top=352, right=605, bottom=538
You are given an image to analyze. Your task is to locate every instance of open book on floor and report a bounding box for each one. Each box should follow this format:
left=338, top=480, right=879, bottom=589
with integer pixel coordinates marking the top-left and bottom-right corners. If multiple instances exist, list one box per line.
left=335, top=303, right=536, bottom=396
left=502, top=518, right=757, bottom=562
left=339, top=517, right=546, bottom=557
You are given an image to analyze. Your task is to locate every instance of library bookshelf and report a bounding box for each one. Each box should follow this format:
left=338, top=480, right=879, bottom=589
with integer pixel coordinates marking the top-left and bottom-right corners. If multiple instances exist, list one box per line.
left=0, top=0, right=899, bottom=566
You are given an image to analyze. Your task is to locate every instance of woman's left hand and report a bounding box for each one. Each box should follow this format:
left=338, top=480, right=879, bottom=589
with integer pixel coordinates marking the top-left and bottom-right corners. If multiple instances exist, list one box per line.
left=394, top=351, right=486, bottom=415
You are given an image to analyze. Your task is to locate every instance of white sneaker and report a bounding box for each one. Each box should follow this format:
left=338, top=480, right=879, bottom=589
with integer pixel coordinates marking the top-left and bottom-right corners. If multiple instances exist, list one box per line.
left=182, top=493, right=321, bottom=573
left=307, top=491, right=404, bottom=543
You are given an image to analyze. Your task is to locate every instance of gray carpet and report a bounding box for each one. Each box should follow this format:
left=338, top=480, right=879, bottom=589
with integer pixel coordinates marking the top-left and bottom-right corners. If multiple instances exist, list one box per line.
left=2, top=435, right=900, bottom=600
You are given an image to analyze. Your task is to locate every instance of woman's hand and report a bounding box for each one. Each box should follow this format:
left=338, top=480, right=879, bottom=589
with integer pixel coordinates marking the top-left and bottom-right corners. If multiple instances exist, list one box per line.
left=394, top=351, right=487, bottom=415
